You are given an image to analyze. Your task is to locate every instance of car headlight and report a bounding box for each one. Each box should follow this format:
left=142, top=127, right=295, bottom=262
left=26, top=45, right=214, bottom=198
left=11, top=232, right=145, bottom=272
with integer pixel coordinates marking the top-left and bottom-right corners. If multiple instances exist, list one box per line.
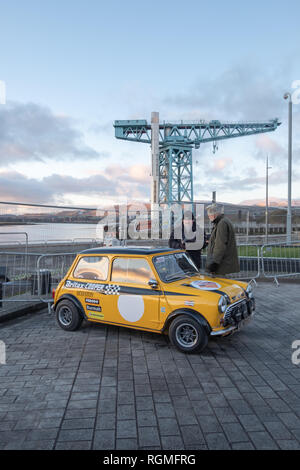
left=218, top=295, right=228, bottom=314
left=246, top=284, right=254, bottom=299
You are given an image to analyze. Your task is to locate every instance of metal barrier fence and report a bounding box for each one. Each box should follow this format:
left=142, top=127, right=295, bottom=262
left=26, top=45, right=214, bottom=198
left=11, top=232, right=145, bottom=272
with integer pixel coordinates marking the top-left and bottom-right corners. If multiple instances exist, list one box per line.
left=0, top=251, right=77, bottom=317
left=36, top=252, right=78, bottom=299
left=260, top=242, right=300, bottom=285
left=199, top=244, right=262, bottom=281
left=0, top=252, right=43, bottom=317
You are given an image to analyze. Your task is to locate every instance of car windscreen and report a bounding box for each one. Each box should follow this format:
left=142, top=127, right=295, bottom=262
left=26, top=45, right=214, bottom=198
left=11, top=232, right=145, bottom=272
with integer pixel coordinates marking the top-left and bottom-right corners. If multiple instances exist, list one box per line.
left=153, top=252, right=199, bottom=283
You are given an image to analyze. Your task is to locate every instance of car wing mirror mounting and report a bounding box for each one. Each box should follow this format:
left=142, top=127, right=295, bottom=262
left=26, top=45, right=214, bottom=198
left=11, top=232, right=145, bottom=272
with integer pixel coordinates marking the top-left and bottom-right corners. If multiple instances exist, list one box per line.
left=148, top=279, right=158, bottom=289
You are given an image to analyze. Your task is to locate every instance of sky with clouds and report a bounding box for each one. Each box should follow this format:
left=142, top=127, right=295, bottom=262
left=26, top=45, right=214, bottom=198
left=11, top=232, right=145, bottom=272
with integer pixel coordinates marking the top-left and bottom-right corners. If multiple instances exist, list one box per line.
left=0, top=0, right=300, bottom=208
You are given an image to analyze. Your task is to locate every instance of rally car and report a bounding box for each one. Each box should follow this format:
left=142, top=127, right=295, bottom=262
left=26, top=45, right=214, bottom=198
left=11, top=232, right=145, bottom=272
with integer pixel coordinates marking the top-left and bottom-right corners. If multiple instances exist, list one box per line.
left=52, top=247, right=255, bottom=353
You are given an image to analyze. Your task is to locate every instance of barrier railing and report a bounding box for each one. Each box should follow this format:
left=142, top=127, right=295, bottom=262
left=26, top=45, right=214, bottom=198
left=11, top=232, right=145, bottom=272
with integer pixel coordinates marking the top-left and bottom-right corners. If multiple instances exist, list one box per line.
left=0, top=251, right=77, bottom=317
left=260, top=242, right=300, bottom=285
left=199, top=244, right=261, bottom=281
left=0, top=252, right=43, bottom=317
left=36, top=252, right=78, bottom=302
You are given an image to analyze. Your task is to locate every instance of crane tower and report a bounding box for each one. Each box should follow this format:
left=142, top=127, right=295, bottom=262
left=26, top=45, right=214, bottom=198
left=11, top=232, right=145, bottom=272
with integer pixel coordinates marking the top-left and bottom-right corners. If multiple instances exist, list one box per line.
left=114, top=113, right=280, bottom=206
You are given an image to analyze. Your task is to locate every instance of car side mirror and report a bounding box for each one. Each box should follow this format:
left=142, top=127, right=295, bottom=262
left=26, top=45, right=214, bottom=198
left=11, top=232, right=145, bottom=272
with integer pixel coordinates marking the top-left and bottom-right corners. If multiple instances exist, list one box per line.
left=148, top=279, right=158, bottom=289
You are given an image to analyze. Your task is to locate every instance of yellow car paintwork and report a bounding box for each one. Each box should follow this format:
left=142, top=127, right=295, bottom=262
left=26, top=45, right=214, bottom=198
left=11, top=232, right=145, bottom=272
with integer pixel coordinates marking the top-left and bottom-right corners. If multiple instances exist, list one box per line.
left=54, top=249, right=249, bottom=336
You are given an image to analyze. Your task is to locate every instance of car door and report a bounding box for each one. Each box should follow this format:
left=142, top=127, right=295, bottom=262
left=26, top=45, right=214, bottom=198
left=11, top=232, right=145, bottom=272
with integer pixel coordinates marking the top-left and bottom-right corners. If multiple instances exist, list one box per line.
left=109, top=256, right=161, bottom=331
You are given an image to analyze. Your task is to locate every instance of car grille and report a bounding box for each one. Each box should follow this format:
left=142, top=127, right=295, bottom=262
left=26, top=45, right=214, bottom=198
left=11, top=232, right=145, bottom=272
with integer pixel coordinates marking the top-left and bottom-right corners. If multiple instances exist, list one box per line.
left=223, top=299, right=251, bottom=327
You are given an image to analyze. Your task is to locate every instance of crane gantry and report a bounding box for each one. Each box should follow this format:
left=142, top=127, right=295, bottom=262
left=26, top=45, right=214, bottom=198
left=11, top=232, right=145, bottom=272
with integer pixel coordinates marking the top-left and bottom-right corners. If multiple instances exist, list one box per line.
left=114, top=113, right=281, bottom=206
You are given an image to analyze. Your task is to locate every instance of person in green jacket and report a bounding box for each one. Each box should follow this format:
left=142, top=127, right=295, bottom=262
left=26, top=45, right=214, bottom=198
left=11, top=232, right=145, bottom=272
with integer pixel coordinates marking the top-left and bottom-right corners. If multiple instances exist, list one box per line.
left=205, top=204, right=240, bottom=276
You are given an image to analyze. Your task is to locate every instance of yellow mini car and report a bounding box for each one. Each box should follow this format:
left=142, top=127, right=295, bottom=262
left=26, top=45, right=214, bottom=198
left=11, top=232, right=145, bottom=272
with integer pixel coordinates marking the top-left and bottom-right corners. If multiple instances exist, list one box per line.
left=52, top=247, right=255, bottom=353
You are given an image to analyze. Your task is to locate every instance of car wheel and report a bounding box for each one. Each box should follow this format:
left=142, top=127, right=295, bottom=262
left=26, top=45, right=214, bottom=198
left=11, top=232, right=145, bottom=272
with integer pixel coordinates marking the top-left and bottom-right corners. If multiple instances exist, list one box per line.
left=56, top=300, right=83, bottom=331
left=169, top=315, right=208, bottom=353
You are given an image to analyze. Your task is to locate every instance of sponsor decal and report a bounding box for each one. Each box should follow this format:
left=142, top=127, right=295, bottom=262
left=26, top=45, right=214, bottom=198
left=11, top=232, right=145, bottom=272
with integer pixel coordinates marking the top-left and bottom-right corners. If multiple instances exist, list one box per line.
left=184, top=300, right=195, bottom=306
left=77, top=291, right=94, bottom=297
left=88, top=312, right=104, bottom=319
left=86, top=305, right=102, bottom=313
left=65, top=280, right=120, bottom=295
left=85, top=298, right=99, bottom=305
left=189, top=280, right=221, bottom=290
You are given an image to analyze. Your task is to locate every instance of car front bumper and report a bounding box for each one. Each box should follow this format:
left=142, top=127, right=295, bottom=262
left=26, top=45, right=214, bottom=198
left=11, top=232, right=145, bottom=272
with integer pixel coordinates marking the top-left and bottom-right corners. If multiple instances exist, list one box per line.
left=210, top=311, right=255, bottom=336
left=210, top=297, right=255, bottom=337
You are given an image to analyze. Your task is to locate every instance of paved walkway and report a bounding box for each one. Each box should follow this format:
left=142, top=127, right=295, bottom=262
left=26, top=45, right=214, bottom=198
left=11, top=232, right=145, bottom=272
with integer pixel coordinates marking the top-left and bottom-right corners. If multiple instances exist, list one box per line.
left=0, top=282, right=300, bottom=450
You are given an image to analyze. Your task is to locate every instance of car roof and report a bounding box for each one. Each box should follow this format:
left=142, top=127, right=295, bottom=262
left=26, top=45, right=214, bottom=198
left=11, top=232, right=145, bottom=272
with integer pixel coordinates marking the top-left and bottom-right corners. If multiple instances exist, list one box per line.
left=80, top=246, right=180, bottom=256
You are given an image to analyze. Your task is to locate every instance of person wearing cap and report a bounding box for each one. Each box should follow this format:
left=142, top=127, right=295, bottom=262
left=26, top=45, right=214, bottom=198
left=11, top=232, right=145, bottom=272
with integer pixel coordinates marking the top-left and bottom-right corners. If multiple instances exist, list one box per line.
left=205, top=204, right=239, bottom=276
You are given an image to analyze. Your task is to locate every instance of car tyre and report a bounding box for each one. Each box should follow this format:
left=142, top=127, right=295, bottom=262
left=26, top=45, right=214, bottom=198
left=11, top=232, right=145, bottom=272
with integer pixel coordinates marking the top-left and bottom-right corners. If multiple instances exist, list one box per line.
left=56, top=300, right=83, bottom=331
left=169, top=315, right=208, bottom=353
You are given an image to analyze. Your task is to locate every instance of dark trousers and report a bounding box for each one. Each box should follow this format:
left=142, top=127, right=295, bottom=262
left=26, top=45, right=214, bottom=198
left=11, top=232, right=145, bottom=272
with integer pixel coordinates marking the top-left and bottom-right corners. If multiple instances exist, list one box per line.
left=186, top=250, right=201, bottom=270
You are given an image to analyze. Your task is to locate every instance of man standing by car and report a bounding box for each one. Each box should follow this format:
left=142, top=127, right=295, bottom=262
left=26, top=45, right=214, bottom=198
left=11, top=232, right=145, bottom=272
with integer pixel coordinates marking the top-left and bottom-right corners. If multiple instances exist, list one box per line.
left=205, top=204, right=239, bottom=276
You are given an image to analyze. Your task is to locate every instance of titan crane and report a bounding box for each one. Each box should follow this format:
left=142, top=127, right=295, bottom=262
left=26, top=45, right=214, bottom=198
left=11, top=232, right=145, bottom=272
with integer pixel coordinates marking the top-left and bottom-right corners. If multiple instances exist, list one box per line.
left=114, top=113, right=281, bottom=206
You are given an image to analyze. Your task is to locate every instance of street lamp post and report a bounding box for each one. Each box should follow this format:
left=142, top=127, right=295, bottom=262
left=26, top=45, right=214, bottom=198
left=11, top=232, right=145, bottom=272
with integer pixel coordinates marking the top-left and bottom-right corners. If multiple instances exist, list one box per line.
left=265, top=155, right=272, bottom=244
left=283, top=92, right=293, bottom=244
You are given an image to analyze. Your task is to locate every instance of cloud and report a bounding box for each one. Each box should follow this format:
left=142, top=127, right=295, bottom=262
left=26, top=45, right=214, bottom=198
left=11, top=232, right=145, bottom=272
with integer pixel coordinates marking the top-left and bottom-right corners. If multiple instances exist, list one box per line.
left=211, top=157, right=233, bottom=172
left=0, top=165, right=151, bottom=204
left=163, top=63, right=298, bottom=122
left=0, top=101, right=103, bottom=165
left=0, top=171, right=53, bottom=203
left=202, top=167, right=300, bottom=194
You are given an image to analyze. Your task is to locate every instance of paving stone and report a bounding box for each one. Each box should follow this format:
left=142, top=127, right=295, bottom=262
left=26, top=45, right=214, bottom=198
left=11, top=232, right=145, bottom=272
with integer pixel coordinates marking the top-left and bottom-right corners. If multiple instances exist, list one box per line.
left=61, top=418, right=95, bottom=430
left=158, top=418, right=180, bottom=436
left=57, top=428, right=93, bottom=442
left=229, top=399, right=253, bottom=415
left=231, top=441, right=255, bottom=450
left=265, top=398, right=291, bottom=413
left=207, top=393, right=229, bottom=408
left=5, top=440, right=55, bottom=450
left=65, top=408, right=97, bottom=419
left=153, top=391, right=171, bottom=403
left=264, top=421, right=293, bottom=440
left=155, top=403, right=176, bottom=418
left=278, top=412, right=300, bottom=429
left=238, top=414, right=265, bottom=432
left=205, top=432, right=231, bottom=450
left=138, top=426, right=160, bottom=447
left=214, top=407, right=238, bottom=424
left=136, top=396, right=154, bottom=411
left=98, top=399, right=116, bottom=414
left=161, top=435, right=185, bottom=450
left=198, top=415, right=223, bottom=433
left=28, top=428, right=59, bottom=441
left=137, top=410, right=157, bottom=427
left=117, top=420, right=137, bottom=439
left=117, top=391, right=135, bottom=405
left=55, top=440, right=92, bottom=450
left=116, top=439, right=138, bottom=450
left=277, top=440, right=300, bottom=450
left=249, top=431, right=279, bottom=450
left=67, top=399, right=97, bottom=410
left=222, top=422, right=249, bottom=443
left=181, top=425, right=205, bottom=447
left=93, top=430, right=115, bottom=450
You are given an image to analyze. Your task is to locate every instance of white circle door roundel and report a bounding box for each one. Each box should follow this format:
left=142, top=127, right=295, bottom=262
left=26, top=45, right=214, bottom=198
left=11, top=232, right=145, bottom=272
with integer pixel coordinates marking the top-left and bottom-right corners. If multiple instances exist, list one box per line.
left=117, top=295, right=145, bottom=322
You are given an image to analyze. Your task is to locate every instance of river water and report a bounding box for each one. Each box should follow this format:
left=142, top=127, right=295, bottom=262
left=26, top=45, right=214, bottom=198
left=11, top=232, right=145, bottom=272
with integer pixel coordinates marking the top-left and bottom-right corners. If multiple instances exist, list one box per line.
left=0, top=223, right=102, bottom=244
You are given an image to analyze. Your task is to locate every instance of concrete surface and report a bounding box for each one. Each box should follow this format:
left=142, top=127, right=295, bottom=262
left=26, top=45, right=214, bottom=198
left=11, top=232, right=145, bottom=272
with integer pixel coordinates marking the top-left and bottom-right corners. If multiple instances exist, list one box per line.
left=0, top=282, right=300, bottom=450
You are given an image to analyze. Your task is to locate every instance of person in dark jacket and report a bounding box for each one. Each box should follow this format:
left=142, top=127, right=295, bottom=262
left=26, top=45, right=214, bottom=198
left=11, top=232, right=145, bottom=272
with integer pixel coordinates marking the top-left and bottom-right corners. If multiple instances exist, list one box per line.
left=205, top=204, right=239, bottom=275
left=169, top=211, right=207, bottom=270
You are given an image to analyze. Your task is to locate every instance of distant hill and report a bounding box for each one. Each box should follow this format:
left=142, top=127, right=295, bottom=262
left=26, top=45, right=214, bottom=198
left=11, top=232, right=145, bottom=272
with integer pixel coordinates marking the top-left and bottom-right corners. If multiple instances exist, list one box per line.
left=240, top=198, right=300, bottom=208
